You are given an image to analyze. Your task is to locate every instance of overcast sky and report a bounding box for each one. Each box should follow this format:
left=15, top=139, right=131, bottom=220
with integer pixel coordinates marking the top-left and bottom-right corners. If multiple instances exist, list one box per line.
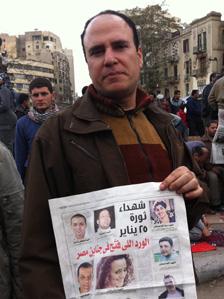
left=1, top=0, right=223, bottom=95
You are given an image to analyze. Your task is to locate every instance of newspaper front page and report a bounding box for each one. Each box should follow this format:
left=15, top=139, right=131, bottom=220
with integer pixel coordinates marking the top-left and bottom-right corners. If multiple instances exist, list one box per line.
left=49, top=182, right=197, bottom=299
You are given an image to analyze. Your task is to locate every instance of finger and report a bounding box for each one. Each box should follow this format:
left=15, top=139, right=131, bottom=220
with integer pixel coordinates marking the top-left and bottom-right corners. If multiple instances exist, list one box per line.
left=160, top=167, right=194, bottom=191
left=184, top=185, right=203, bottom=199
left=174, top=177, right=199, bottom=195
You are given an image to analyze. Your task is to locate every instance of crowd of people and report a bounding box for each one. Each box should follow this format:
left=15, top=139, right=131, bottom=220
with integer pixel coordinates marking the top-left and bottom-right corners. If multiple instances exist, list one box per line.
left=0, top=9, right=223, bottom=299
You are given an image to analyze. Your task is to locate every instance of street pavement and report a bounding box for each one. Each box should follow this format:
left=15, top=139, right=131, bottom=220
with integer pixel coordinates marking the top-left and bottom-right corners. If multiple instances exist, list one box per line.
left=197, top=276, right=224, bottom=299
left=194, top=212, right=224, bottom=298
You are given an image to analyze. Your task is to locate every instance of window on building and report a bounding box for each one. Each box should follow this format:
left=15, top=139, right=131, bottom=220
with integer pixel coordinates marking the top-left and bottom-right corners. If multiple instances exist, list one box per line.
left=32, top=35, right=41, bottom=41
left=36, top=45, right=39, bottom=49
left=185, top=60, right=190, bottom=74
left=198, top=32, right=207, bottom=51
left=43, top=36, right=49, bottom=41
left=222, top=30, right=224, bottom=47
left=174, top=65, right=178, bottom=79
left=50, top=37, right=53, bottom=41
left=16, top=83, right=23, bottom=89
left=183, top=39, right=189, bottom=53
left=199, top=57, right=207, bottom=75
left=185, top=83, right=189, bottom=96
left=164, top=67, right=168, bottom=80
left=202, top=32, right=207, bottom=51
left=198, top=34, right=202, bottom=51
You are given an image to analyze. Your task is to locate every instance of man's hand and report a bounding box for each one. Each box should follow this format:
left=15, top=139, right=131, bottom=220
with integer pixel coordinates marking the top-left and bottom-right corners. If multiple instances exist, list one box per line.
left=159, top=166, right=203, bottom=199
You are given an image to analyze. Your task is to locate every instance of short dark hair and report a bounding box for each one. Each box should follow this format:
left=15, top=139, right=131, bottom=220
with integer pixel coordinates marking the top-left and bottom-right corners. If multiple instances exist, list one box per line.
left=81, top=10, right=140, bottom=60
left=154, top=200, right=167, bottom=210
left=192, top=145, right=206, bottom=156
left=17, top=93, right=29, bottom=105
left=29, top=77, right=53, bottom=93
left=159, top=237, right=173, bottom=247
left=174, top=90, right=180, bottom=96
left=210, top=72, right=216, bottom=82
left=77, top=262, right=92, bottom=277
left=71, top=214, right=86, bottom=225
left=205, top=119, right=218, bottom=128
left=191, top=89, right=198, bottom=96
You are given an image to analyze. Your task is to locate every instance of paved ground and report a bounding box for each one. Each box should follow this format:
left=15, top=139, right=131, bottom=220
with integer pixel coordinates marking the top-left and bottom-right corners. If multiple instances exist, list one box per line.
left=194, top=212, right=224, bottom=298
left=197, top=276, right=224, bottom=299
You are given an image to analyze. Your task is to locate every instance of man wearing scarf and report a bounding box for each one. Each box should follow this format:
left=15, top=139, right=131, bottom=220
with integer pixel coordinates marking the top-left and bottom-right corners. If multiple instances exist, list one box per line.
left=20, top=11, right=208, bottom=299
left=15, top=77, right=58, bottom=181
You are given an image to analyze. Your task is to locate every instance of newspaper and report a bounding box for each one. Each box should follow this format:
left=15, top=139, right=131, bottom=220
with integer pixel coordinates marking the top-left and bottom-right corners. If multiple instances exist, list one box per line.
left=49, top=182, right=197, bottom=299
left=211, top=108, right=224, bottom=164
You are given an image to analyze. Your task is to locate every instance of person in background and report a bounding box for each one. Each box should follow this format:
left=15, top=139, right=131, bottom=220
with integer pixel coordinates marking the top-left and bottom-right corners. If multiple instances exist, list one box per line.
left=201, top=120, right=224, bottom=211
left=20, top=10, right=207, bottom=298
left=186, top=89, right=204, bottom=136
left=0, top=72, right=17, bottom=153
left=188, top=143, right=224, bottom=212
left=15, top=77, right=58, bottom=181
left=0, top=141, right=24, bottom=299
left=156, top=93, right=170, bottom=112
left=208, top=73, right=224, bottom=116
left=169, top=90, right=182, bottom=114
left=189, top=214, right=211, bottom=242
left=202, top=72, right=217, bottom=124
left=15, top=93, right=30, bottom=119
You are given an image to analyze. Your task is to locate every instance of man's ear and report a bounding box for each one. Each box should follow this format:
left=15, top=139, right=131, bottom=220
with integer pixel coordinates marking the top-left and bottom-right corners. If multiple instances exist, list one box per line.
left=137, top=47, right=143, bottom=69
left=52, top=92, right=56, bottom=102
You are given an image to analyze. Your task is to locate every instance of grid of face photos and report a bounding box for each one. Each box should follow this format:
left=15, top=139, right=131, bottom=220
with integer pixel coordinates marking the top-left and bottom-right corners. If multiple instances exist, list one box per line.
left=61, top=197, right=186, bottom=298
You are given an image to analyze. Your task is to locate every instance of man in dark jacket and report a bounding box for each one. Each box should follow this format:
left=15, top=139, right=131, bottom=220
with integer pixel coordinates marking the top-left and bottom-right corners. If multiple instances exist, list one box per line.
left=20, top=10, right=208, bottom=299
left=186, top=89, right=204, bottom=136
left=0, top=72, right=17, bottom=153
left=15, top=93, right=30, bottom=119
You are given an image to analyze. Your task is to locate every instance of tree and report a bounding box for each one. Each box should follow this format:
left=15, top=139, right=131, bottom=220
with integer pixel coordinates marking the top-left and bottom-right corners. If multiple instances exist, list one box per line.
left=124, top=4, right=181, bottom=93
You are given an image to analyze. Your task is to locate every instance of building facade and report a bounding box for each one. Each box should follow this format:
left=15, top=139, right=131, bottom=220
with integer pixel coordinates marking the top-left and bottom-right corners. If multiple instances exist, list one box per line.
left=0, top=30, right=74, bottom=107
left=160, top=11, right=224, bottom=98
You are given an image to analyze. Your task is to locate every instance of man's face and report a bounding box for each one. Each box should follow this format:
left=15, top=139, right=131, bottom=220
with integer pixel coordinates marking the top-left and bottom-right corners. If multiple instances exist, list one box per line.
left=193, top=91, right=199, bottom=99
left=97, top=209, right=111, bottom=230
left=207, top=123, right=217, bottom=138
left=164, top=277, right=176, bottom=293
left=78, top=267, right=93, bottom=294
left=159, top=241, right=172, bottom=257
left=71, top=216, right=86, bottom=240
left=174, top=92, right=180, bottom=100
left=83, top=14, right=143, bottom=100
left=30, top=86, right=54, bottom=113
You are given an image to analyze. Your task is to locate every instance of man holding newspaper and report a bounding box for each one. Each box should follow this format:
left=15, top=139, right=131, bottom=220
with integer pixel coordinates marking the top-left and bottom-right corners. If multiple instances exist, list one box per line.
left=20, top=9, right=208, bottom=299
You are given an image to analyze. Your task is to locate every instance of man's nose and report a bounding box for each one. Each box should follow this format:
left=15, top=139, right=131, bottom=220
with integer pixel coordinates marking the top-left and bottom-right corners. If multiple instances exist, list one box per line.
left=104, top=49, right=118, bottom=66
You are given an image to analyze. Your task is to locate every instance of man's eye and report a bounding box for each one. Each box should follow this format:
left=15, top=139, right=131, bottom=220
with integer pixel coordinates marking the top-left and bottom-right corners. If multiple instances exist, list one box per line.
left=114, top=43, right=128, bottom=50
left=90, top=48, right=104, bottom=56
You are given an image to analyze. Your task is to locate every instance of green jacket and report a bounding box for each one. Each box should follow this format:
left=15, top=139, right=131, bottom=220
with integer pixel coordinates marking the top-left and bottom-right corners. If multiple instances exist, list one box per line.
left=0, top=142, right=24, bottom=299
